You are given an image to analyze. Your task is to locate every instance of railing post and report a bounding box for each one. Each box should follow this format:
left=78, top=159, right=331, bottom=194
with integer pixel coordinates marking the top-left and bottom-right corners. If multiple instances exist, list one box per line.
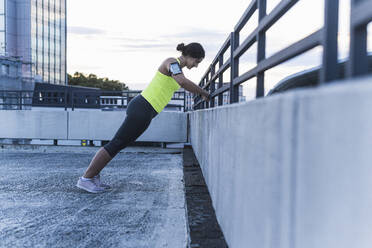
left=194, top=93, right=198, bottom=110
left=71, top=92, right=74, bottom=111
left=183, top=91, right=186, bottom=112
left=19, top=91, right=22, bottom=110
left=202, top=78, right=205, bottom=109
left=126, top=92, right=129, bottom=107
left=348, top=0, right=368, bottom=77
left=256, top=0, right=266, bottom=98
left=64, top=89, right=67, bottom=111
left=210, top=64, right=216, bottom=108
left=218, top=54, right=223, bottom=106
left=206, top=73, right=210, bottom=109
left=230, top=32, right=239, bottom=104
left=320, top=0, right=339, bottom=84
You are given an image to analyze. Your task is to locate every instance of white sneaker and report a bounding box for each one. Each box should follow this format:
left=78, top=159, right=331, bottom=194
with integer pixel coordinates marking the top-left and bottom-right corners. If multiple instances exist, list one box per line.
left=93, top=174, right=112, bottom=190
left=76, top=177, right=105, bottom=193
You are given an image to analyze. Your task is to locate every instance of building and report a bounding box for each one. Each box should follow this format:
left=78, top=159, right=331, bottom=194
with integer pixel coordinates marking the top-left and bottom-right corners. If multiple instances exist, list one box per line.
left=0, top=55, right=34, bottom=109
left=0, top=0, right=67, bottom=88
left=0, top=55, right=23, bottom=90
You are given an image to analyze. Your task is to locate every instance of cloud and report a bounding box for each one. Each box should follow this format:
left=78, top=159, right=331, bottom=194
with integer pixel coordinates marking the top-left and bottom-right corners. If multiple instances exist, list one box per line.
left=160, top=27, right=227, bottom=41
left=104, top=27, right=229, bottom=54
left=119, top=43, right=173, bottom=49
left=110, top=27, right=227, bottom=43
left=109, top=36, right=160, bottom=43
left=68, top=26, right=106, bottom=35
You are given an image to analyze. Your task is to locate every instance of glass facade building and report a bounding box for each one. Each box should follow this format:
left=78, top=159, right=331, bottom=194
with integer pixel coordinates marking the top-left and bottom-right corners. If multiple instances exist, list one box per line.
left=0, top=1, right=4, bottom=53
left=0, top=0, right=66, bottom=85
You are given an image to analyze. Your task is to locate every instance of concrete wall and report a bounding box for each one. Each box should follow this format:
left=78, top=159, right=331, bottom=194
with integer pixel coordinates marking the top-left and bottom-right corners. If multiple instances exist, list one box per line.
left=189, top=75, right=372, bottom=248
left=68, top=110, right=187, bottom=142
left=0, top=110, right=187, bottom=142
left=0, top=110, right=67, bottom=139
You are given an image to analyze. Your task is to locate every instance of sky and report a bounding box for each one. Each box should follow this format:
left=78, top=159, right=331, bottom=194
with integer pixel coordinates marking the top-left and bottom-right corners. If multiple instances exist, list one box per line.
left=67, top=0, right=371, bottom=100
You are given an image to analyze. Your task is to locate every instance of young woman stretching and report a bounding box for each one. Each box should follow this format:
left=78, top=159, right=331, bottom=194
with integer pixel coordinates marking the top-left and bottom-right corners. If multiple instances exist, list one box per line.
left=76, top=42, right=210, bottom=193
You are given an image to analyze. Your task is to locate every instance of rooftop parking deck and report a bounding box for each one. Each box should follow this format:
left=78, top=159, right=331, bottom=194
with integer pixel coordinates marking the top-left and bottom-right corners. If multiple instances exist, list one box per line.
left=0, top=145, right=187, bottom=248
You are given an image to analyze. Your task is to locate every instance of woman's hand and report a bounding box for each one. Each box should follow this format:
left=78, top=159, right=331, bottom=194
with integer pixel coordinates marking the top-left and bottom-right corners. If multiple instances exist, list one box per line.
left=201, top=93, right=210, bottom=102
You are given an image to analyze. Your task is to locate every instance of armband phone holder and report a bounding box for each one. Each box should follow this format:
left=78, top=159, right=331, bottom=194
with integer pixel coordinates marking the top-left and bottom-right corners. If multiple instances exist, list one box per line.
left=169, top=62, right=182, bottom=76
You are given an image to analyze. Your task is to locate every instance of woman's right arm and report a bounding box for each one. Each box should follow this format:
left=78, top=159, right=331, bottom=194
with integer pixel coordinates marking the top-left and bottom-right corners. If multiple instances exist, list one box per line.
left=173, top=74, right=210, bottom=100
left=162, top=57, right=210, bottom=101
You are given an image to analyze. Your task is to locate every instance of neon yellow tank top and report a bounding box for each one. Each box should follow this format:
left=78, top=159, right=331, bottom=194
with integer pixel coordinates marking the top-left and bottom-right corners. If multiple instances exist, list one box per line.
left=140, top=58, right=181, bottom=113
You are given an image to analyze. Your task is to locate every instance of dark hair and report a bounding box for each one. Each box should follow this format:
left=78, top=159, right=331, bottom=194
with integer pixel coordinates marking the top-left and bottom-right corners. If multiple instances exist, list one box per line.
left=176, top=42, right=205, bottom=59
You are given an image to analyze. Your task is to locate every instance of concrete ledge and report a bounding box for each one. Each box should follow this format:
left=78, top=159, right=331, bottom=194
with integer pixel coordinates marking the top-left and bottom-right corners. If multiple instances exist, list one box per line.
left=293, top=77, right=372, bottom=248
left=0, top=110, right=68, bottom=139
left=68, top=111, right=187, bottom=142
left=189, top=75, right=372, bottom=248
left=140, top=111, right=187, bottom=142
left=0, top=110, right=187, bottom=143
left=68, top=111, right=128, bottom=140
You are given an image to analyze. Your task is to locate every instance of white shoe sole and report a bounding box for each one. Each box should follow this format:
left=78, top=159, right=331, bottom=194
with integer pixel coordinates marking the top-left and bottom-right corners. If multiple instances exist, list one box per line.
left=76, top=183, right=105, bottom=193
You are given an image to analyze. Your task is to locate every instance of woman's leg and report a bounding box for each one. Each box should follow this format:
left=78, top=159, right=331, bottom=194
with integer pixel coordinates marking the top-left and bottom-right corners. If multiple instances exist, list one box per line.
left=83, top=147, right=112, bottom=178
left=82, top=94, right=157, bottom=178
left=103, top=109, right=153, bottom=157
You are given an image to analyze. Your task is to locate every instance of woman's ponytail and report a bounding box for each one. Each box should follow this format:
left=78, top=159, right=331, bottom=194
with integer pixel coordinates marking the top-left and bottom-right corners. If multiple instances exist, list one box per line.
left=176, top=43, right=185, bottom=52
left=176, top=42, right=205, bottom=59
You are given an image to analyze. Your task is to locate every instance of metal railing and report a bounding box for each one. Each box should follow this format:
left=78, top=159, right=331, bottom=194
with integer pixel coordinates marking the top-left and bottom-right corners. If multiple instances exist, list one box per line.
left=193, top=0, right=372, bottom=110
left=0, top=90, right=187, bottom=111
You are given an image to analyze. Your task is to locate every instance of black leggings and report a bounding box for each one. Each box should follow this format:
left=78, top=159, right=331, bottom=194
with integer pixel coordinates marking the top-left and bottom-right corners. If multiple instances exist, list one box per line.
left=104, top=94, right=158, bottom=158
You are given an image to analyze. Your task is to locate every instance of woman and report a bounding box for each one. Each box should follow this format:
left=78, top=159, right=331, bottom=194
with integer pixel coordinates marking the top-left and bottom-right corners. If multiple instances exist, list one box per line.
left=76, top=42, right=210, bottom=193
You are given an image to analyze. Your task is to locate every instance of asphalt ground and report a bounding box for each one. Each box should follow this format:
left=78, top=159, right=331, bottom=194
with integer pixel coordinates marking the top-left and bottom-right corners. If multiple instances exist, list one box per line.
left=0, top=145, right=187, bottom=248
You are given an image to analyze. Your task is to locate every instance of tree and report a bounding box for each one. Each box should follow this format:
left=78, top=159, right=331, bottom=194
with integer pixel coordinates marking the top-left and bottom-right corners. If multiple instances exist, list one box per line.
left=67, top=72, right=130, bottom=91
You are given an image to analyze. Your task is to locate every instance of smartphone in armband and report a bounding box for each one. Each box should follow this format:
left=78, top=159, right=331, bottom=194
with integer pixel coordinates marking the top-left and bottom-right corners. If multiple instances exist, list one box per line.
left=169, top=62, right=182, bottom=76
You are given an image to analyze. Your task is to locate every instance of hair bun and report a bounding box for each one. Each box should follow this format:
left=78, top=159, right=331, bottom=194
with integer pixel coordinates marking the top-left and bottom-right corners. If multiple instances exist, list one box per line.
left=176, top=43, right=185, bottom=52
